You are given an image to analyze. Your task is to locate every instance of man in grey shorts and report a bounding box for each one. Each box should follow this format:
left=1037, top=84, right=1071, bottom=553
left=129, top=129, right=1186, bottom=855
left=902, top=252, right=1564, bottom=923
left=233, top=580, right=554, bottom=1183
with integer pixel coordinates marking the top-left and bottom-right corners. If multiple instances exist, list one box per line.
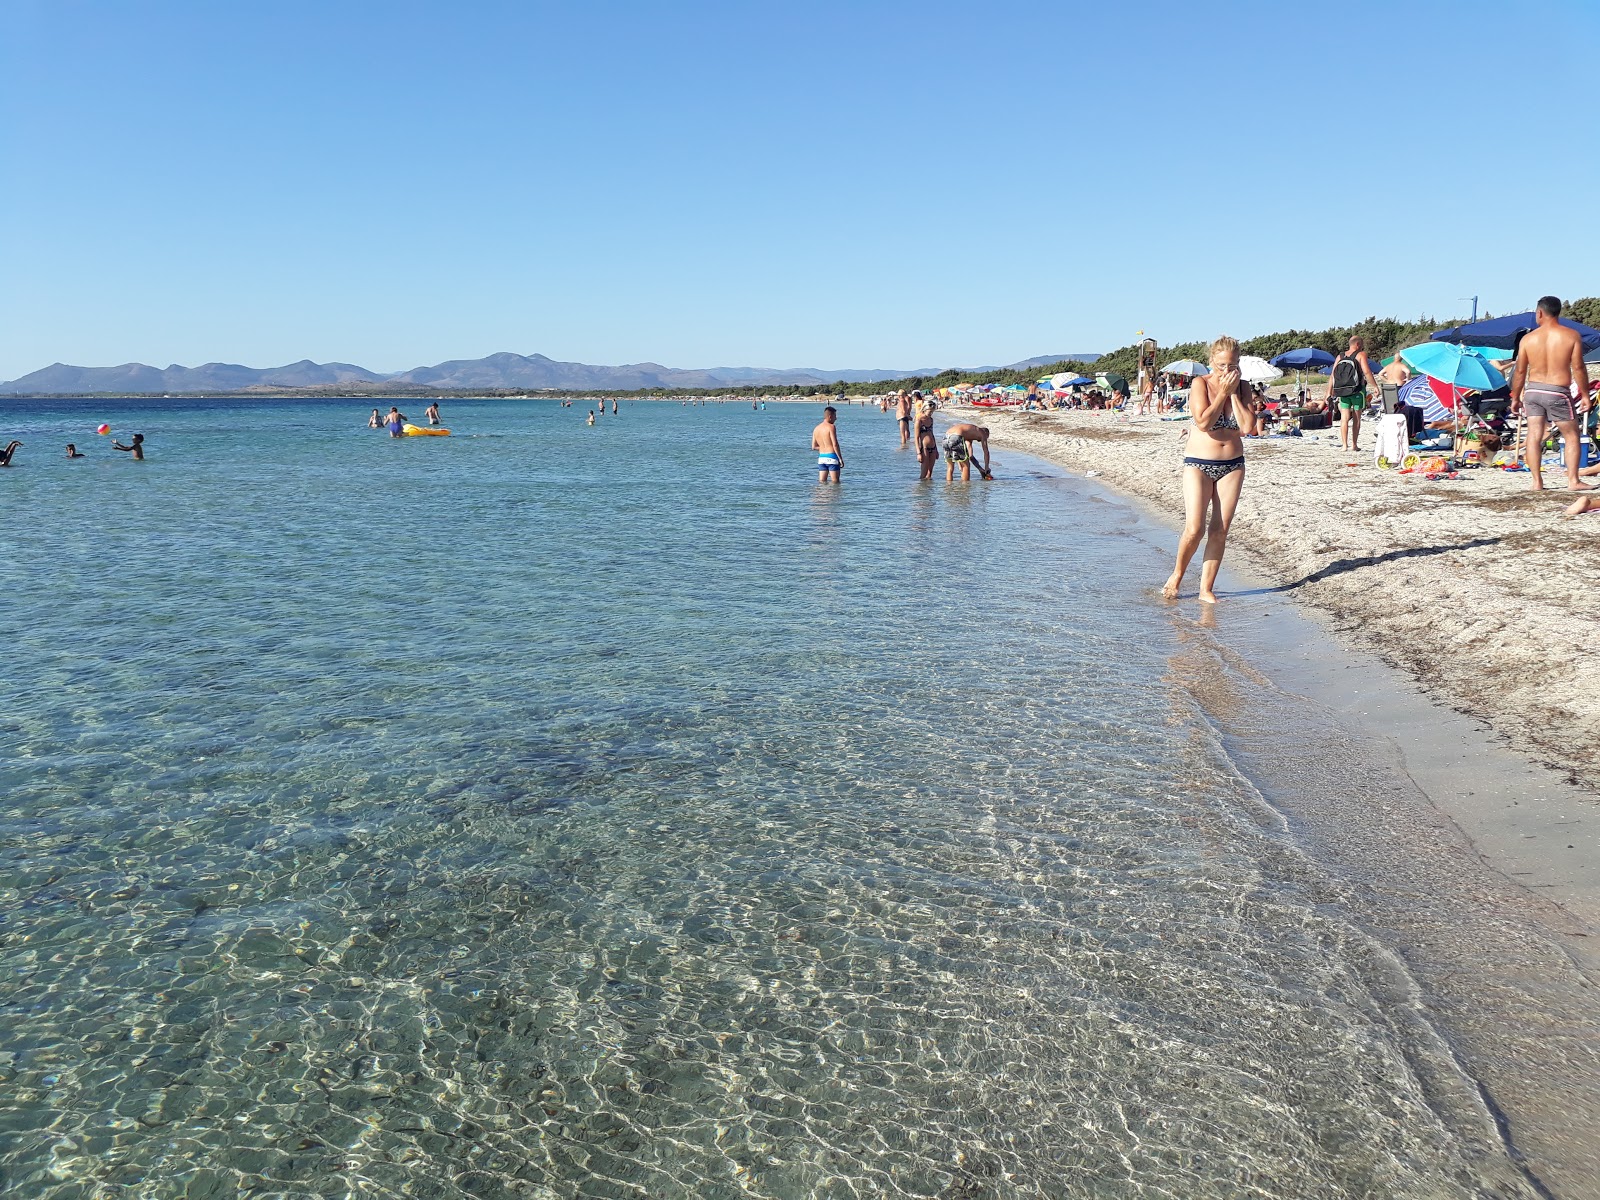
left=1511, top=295, right=1592, bottom=492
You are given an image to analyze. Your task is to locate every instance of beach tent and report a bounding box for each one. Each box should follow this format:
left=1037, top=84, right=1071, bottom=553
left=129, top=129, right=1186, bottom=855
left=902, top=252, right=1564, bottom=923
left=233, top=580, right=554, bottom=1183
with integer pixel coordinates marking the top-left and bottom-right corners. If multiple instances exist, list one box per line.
left=1431, top=311, right=1600, bottom=353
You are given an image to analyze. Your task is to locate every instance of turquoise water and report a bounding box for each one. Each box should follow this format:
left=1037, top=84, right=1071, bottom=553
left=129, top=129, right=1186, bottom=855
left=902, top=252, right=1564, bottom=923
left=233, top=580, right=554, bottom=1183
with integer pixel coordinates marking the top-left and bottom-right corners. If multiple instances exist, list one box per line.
left=0, top=398, right=1533, bottom=1198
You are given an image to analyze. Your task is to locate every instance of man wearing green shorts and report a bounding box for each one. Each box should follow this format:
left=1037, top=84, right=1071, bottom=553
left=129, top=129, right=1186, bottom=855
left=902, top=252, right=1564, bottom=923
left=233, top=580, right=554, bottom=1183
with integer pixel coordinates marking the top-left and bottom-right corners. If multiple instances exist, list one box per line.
left=1329, top=335, right=1380, bottom=453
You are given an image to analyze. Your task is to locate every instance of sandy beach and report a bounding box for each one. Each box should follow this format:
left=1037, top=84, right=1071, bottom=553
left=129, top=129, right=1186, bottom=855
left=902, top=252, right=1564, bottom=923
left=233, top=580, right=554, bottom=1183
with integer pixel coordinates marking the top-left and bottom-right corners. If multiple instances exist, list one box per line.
left=963, top=404, right=1600, bottom=784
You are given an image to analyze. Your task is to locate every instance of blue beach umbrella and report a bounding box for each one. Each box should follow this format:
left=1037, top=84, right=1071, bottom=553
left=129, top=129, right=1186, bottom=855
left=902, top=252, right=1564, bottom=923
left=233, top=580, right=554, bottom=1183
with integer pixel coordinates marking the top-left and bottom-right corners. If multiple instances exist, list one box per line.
left=1398, top=343, right=1507, bottom=393
left=1269, top=347, right=1337, bottom=371
left=1431, top=311, right=1600, bottom=352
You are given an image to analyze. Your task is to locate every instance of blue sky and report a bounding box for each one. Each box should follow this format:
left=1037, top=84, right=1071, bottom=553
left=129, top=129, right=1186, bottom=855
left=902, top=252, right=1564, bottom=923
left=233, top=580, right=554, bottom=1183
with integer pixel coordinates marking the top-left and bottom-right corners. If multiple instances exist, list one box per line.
left=3, top=0, right=1596, bottom=379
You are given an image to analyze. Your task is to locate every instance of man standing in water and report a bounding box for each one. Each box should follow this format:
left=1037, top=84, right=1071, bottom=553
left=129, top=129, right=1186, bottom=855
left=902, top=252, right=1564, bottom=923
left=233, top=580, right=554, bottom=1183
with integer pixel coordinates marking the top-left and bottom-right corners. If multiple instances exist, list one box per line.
left=425, top=401, right=441, bottom=426
left=1513, top=296, right=1592, bottom=494
left=895, top=391, right=912, bottom=445
left=943, top=423, right=992, bottom=481
left=812, top=406, right=843, bottom=483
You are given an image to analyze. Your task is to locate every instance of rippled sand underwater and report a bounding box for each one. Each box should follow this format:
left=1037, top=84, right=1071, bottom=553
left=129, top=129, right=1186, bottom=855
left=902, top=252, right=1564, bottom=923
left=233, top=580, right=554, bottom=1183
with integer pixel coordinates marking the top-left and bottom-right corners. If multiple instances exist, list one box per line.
left=0, top=399, right=1538, bottom=1197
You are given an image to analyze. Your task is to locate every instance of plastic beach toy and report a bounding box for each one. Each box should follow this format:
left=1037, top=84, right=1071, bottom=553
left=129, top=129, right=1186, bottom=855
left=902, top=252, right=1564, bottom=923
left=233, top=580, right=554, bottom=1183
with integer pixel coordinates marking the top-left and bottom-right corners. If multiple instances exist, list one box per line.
left=96, top=423, right=111, bottom=435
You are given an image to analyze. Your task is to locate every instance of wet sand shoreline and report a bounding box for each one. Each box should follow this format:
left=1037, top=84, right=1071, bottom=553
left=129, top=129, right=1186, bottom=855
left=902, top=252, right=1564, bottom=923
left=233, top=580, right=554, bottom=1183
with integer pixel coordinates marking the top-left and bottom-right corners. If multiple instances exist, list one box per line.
left=976, top=418, right=1600, bottom=1197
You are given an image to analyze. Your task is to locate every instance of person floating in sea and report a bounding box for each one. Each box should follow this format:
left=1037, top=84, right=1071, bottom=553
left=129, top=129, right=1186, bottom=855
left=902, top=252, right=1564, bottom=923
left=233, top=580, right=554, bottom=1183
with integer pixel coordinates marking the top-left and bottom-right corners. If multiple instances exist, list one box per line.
left=895, top=391, right=912, bottom=445
left=368, top=408, right=382, bottom=429
left=1329, top=335, right=1379, bottom=453
left=1164, top=335, right=1250, bottom=604
left=587, top=410, right=596, bottom=426
left=65, top=443, right=85, bottom=459
left=425, top=401, right=441, bottom=426
left=812, top=406, right=843, bottom=483
left=1513, top=296, right=1592, bottom=494
left=1, top=439, right=21, bottom=466
left=385, top=407, right=406, bottom=437
left=943, top=423, right=992, bottom=481
left=112, top=433, right=145, bottom=460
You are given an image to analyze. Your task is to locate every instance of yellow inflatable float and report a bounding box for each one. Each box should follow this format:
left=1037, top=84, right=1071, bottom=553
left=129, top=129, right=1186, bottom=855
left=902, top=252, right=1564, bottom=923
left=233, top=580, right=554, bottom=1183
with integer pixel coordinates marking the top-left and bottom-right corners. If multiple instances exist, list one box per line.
left=402, top=423, right=450, bottom=437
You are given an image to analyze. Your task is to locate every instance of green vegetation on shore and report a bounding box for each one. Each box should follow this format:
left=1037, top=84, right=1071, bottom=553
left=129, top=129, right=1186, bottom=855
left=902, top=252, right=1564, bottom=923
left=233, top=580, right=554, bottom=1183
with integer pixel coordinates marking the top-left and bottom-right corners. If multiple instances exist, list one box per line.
left=826, top=296, right=1600, bottom=398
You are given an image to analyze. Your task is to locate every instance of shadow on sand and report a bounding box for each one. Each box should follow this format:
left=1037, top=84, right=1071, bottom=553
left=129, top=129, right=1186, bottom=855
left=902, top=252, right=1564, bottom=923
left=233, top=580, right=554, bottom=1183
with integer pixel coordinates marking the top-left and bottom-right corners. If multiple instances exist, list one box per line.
left=1230, top=536, right=1504, bottom=597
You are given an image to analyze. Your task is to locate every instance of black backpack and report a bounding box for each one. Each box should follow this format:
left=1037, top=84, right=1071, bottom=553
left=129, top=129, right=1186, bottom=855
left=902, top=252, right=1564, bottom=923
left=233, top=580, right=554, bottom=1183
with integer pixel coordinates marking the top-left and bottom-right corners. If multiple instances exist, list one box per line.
left=1331, top=355, right=1364, bottom=397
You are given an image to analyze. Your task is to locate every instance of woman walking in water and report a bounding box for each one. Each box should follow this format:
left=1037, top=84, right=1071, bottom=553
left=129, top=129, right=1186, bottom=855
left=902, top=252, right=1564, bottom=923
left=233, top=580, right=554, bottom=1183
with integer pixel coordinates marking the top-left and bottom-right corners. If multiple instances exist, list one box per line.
left=1163, top=335, right=1249, bottom=604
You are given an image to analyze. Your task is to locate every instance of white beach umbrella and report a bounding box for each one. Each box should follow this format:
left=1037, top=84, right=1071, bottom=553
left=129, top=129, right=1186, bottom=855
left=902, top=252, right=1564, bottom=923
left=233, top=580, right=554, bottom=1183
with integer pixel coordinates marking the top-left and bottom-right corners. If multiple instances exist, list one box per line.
left=1238, top=355, right=1283, bottom=384
left=1161, top=359, right=1210, bottom=377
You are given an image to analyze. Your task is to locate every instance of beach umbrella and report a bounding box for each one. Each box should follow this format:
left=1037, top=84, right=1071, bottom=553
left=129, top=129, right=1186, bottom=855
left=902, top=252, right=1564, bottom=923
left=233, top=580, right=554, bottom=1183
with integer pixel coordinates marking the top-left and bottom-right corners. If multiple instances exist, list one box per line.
left=1238, top=355, right=1282, bottom=384
left=1099, top=371, right=1130, bottom=399
left=1161, top=359, right=1210, bottom=377
left=1400, top=343, right=1508, bottom=443
left=1587, top=345, right=1600, bottom=364
left=1399, top=376, right=1450, bottom=424
left=1398, top=343, right=1507, bottom=394
left=1269, top=347, right=1336, bottom=398
left=1269, top=347, right=1337, bottom=371
left=1431, top=311, right=1600, bottom=352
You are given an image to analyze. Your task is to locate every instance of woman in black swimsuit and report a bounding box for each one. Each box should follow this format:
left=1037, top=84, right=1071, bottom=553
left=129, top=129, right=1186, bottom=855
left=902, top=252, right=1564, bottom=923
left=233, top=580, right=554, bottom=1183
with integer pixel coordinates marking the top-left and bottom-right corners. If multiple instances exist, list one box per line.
left=1163, top=335, right=1249, bottom=604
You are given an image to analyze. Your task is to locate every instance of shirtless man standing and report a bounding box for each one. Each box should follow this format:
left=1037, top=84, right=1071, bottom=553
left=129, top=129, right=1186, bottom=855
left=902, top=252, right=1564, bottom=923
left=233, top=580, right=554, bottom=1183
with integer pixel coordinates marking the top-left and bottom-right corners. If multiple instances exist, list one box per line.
left=1513, top=296, right=1592, bottom=494
left=943, top=423, right=992, bottom=481
left=895, top=391, right=913, bottom=445
left=1377, top=353, right=1411, bottom=413
left=812, top=406, right=843, bottom=483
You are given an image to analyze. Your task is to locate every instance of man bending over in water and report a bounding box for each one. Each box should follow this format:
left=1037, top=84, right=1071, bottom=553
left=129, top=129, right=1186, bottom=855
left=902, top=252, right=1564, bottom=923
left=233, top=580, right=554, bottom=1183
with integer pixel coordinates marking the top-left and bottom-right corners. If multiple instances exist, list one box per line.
left=812, top=406, right=843, bottom=483
left=943, top=423, right=992, bottom=481
left=0, top=439, right=21, bottom=466
left=1512, top=295, right=1591, bottom=494
left=112, top=433, right=145, bottom=460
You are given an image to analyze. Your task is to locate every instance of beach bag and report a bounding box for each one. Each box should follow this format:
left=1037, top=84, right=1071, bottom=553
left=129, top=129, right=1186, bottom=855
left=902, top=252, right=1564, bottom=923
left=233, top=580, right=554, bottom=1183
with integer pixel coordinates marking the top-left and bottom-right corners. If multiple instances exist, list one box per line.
left=1372, top=414, right=1407, bottom=468
left=1331, top=356, right=1363, bottom=397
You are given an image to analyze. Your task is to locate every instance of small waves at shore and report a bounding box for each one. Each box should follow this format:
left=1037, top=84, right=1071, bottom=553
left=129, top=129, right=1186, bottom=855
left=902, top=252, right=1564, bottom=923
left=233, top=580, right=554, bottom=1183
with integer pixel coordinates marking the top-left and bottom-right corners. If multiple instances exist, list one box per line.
left=0, top=399, right=1537, bottom=1197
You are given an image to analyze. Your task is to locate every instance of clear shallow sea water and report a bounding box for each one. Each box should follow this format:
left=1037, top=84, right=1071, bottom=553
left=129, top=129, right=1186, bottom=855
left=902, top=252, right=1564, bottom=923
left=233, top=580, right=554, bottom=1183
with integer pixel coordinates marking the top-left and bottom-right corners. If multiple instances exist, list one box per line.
left=0, top=398, right=1536, bottom=1198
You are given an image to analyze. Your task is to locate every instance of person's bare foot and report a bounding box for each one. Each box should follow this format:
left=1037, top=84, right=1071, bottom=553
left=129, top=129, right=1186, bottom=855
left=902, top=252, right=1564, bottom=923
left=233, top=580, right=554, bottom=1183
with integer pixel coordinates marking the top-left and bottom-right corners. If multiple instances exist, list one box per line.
left=1564, top=497, right=1591, bottom=517
left=1528, top=481, right=1547, bottom=491
left=1161, top=575, right=1181, bottom=599
left=1198, top=590, right=1219, bottom=604
left=1566, top=481, right=1595, bottom=492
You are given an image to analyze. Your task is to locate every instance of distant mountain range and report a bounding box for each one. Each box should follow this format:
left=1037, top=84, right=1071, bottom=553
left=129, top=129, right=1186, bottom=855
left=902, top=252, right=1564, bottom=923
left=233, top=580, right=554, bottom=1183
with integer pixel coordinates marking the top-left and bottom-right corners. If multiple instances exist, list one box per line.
left=0, top=350, right=1101, bottom=395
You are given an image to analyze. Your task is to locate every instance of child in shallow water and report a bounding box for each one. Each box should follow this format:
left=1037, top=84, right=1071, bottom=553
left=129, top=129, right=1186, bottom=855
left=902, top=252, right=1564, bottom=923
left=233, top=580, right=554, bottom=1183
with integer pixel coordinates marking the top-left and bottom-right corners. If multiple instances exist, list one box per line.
left=112, top=433, right=145, bottom=460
